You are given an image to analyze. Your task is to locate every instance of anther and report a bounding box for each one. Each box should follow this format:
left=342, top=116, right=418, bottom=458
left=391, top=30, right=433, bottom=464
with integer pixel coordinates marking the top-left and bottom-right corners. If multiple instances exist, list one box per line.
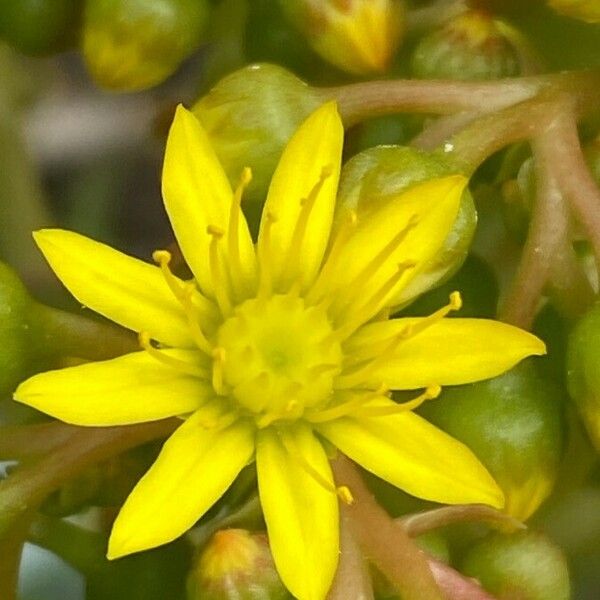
left=306, top=386, right=389, bottom=423
left=401, top=291, right=463, bottom=341
left=138, top=331, right=208, bottom=378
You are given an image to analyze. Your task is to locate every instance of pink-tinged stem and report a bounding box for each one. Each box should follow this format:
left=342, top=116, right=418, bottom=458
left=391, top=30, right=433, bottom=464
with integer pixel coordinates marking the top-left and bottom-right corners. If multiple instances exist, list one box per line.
left=328, top=510, right=375, bottom=600
left=0, top=422, right=82, bottom=460
left=543, top=106, right=600, bottom=269
left=499, top=116, right=571, bottom=329
left=332, top=456, right=444, bottom=600
left=428, top=558, right=496, bottom=600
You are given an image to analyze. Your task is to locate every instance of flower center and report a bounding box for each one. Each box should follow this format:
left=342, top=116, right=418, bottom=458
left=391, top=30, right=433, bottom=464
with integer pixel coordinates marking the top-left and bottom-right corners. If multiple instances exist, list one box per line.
left=215, top=294, right=342, bottom=420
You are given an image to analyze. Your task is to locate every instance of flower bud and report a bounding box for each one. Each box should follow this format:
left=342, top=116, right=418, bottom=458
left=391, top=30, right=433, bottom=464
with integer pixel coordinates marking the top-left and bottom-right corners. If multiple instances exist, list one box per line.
left=567, top=302, right=600, bottom=451
left=0, top=261, right=39, bottom=396
left=187, top=529, right=288, bottom=600
left=411, top=10, right=521, bottom=80
left=0, top=0, right=81, bottom=56
left=419, top=361, right=564, bottom=521
left=461, top=531, right=570, bottom=600
left=548, top=0, right=600, bottom=23
left=335, top=146, right=477, bottom=308
left=192, top=64, right=321, bottom=210
left=278, top=0, right=405, bottom=75
left=82, top=0, right=209, bottom=91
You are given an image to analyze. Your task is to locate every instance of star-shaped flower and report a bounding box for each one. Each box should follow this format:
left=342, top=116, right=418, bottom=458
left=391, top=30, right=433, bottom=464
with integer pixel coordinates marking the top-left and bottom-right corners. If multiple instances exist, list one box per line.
left=15, top=102, right=544, bottom=600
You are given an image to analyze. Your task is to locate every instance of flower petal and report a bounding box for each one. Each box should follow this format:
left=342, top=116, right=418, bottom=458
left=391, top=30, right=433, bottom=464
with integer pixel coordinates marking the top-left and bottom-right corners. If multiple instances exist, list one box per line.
left=108, top=408, right=255, bottom=558
left=321, top=176, right=466, bottom=321
left=162, top=105, right=257, bottom=298
left=344, top=317, right=546, bottom=389
left=33, top=229, right=215, bottom=348
left=256, top=424, right=339, bottom=600
left=258, top=102, right=343, bottom=291
left=14, top=350, right=211, bottom=425
left=317, top=405, right=504, bottom=508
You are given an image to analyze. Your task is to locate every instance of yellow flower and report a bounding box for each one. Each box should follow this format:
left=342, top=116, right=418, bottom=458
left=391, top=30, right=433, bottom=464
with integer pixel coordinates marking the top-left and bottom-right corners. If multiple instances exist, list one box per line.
left=15, top=103, right=545, bottom=600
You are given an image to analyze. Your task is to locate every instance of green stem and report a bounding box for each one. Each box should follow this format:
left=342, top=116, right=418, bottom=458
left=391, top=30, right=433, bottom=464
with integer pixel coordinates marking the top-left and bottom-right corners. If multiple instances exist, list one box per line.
left=0, top=513, right=32, bottom=600
left=28, top=514, right=106, bottom=575
left=0, top=419, right=178, bottom=540
left=32, top=303, right=137, bottom=361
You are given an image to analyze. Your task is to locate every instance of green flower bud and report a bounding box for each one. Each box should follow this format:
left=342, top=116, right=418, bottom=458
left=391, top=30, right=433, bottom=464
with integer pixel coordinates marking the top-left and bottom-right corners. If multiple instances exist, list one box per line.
left=82, top=0, right=209, bottom=91
left=335, top=145, right=477, bottom=308
left=192, top=64, right=321, bottom=210
left=187, top=529, right=289, bottom=600
left=567, top=302, right=600, bottom=451
left=461, top=531, right=570, bottom=600
left=419, top=361, right=564, bottom=521
left=0, top=261, right=38, bottom=397
left=278, top=0, right=405, bottom=75
left=548, top=0, right=600, bottom=23
left=411, top=10, right=521, bottom=81
left=88, top=539, right=191, bottom=600
left=0, top=0, right=81, bottom=56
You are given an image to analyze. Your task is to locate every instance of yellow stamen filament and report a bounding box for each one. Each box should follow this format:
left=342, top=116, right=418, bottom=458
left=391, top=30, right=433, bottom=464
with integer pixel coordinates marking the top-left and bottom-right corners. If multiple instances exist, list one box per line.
left=306, top=385, right=389, bottom=424
left=152, top=251, right=214, bottom=356
left=282, top=166, right=333, bottom=289
left=138, top=332, right=208, bottom=378
left=306, top=209, right=358, bottom=306
left=196, top=410, right=239, bottom=431
left=335, top=331, right=408, bottom=389
left=256, top=398, right=302, bottom=429
left=257, top=211, right=277, bottom=298
left=207, top=225, right=233, bottom=317
left=228, top=167, right=253, bottom=298
left=401, top=291, right=463, bottom=340
left=354, top=385, right=442, bottom=418
left=334, top=215, right=419, bottom=315
left=330, top=261, right=416, bottom=343
left=279, top=430, right=354, bottom=505
left=212, top=347, right=227, bottom=396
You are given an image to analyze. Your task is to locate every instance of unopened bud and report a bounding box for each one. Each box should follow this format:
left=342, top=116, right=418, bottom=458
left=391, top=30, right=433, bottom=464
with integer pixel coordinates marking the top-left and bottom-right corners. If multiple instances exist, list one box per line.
left=411, top=10, right=521, bottom=81
left=192, top=64, right=321, bottom=211
left=82, top=0, right=209, bottom=91
left=279, top=0, right=405, bottom=75
left=187, top=529, right=288, bottom=600
left=461, top=531, right=570, bottom=600
left=420, top=361, right=564, bottom=521
left=0, top=0, right=81, bottom=56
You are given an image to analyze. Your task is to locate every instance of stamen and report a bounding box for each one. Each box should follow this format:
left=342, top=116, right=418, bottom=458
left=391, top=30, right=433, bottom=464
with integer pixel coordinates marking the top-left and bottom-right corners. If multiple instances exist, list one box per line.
left=207, top=225, right=233, bottom=317
left=228, top=167, right=253, bottom=298
left=138, top=332, right=208, bottom=378
left=335, top=331, right=407, bottom=389
left=212, top=347, right=227, bottom=396
left=307, top=363, right=341, bottom=378
left=335, top=215, right=419, bottom=314
left=354, top=385, right=442, bottom=417
left=282, top=166, right=333, bottom=289
left=329, top=261, right=416, bottom=343
left=152, top=250, right=186, bottom=302
left=279, top=430, right=354, bottom=505
left=256, top=397, right=302, bottom=429
left=306, top=209, right=358, bottom=306
left=400, top=291, right=462, bottom=340
left=306, top=385, right=389, bottom=423
left=196, top=410, right=239, bottom=431
left=257, top=211, right=278, bottom=298
left=179, top=283, right=214, bottom=355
